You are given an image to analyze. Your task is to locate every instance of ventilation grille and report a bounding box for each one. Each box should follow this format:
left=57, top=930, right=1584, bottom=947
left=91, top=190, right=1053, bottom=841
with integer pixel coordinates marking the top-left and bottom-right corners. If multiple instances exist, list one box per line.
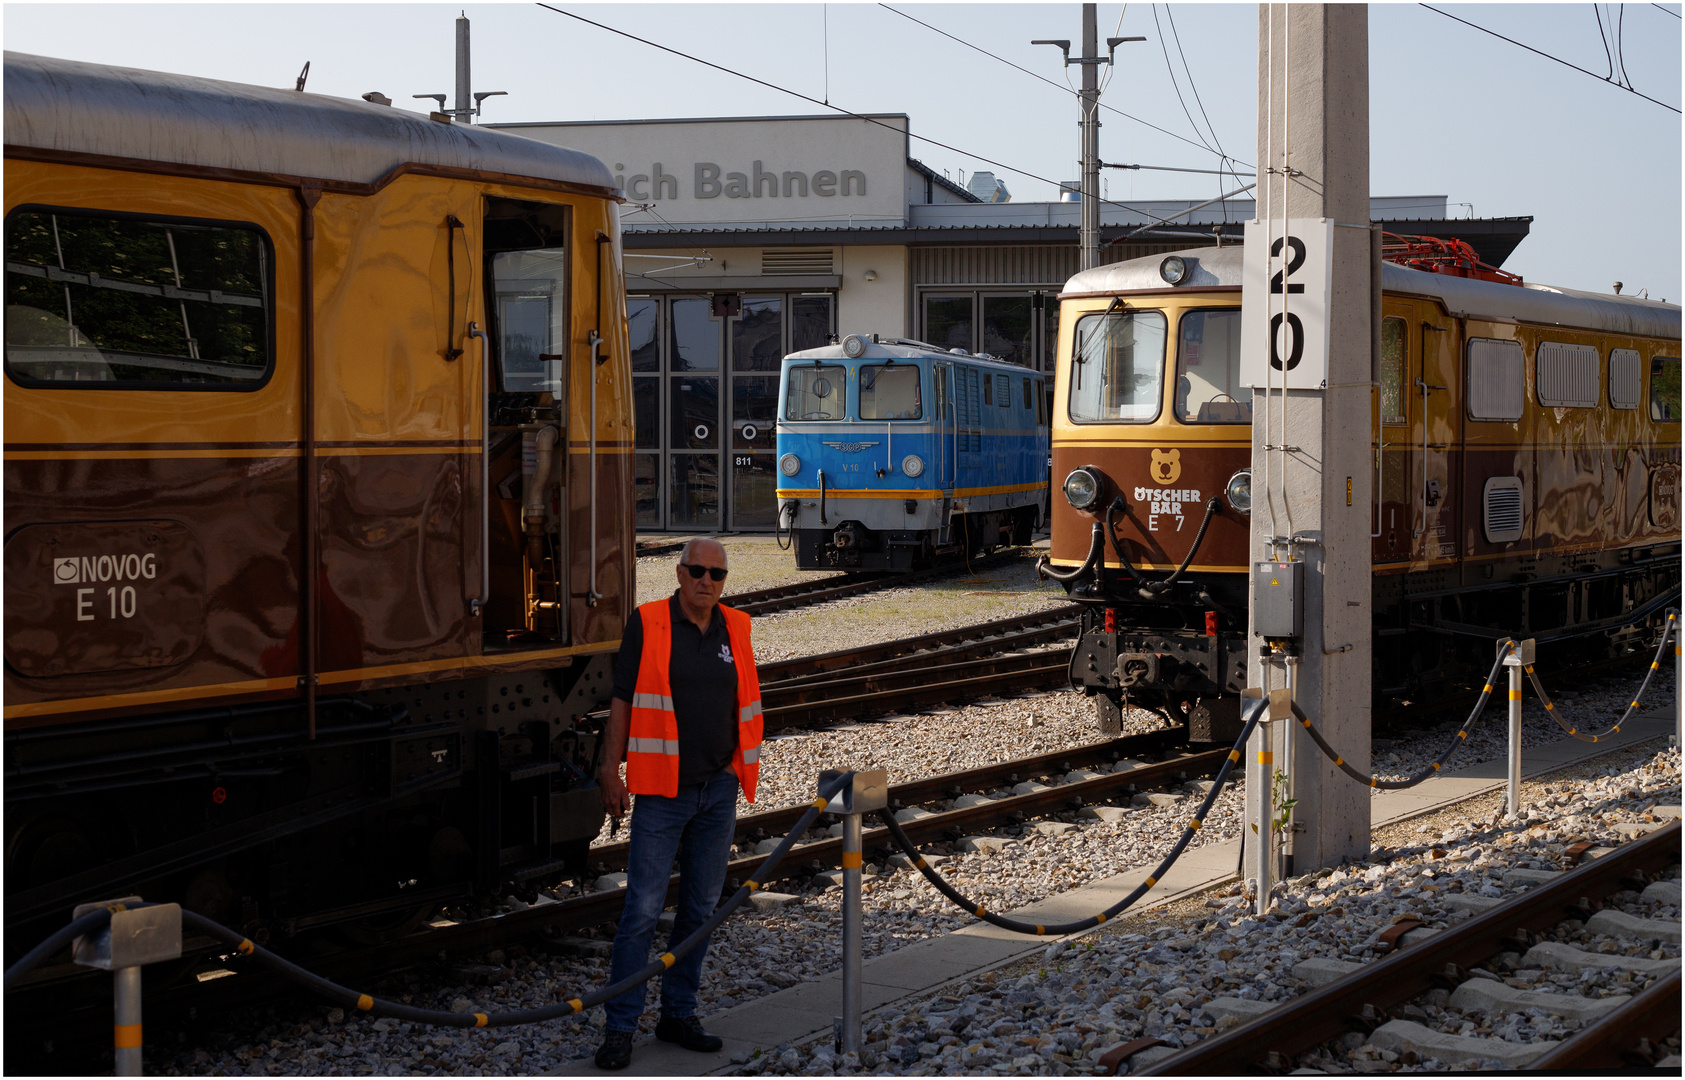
left=1609, top=348, right=1643, bottom=410
left=1483, top=476, right=1525, bottom=544
left=761, top=248, right=834, bottom=276
left=1467, top=338, right=1525, bottom=421
left=1536, top=341, right=1600, bottom=407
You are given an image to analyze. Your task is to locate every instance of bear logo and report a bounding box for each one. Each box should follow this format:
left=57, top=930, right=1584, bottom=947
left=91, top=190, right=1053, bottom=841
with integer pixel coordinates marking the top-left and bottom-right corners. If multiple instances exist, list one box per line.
left=1150, top=448, right=1181, bottom=485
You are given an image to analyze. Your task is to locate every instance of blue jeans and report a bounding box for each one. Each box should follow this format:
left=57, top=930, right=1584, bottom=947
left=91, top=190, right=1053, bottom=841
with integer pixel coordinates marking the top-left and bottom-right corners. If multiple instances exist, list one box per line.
left=602, top=769, right=738, bottom=1032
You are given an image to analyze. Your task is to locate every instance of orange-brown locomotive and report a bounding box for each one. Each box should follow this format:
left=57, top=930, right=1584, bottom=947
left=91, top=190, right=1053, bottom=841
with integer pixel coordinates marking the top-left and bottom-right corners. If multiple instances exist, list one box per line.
left=1045, top=244, right=1680, bottom=739
left=3, top=54, right=634, bottom=947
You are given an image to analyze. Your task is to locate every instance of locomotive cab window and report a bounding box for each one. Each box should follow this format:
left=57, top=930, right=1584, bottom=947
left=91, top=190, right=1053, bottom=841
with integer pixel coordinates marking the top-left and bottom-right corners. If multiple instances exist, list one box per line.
left=1068, top=307, right=1167, bottom=423
left=785, top=363, right=845, bottom=421
left=1173, top=308, right=1248, bottom=424
left=1653, top=355, right=1682, bottom=421
left=483, top=197, right=570, bottom=397
left=859, top=363, right=922, bottom=420
left=4, top=207, right=272, bottom=389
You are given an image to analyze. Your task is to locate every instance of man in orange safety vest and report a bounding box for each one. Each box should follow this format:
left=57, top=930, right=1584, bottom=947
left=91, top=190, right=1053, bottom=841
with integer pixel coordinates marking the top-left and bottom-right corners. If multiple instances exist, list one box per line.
left=594, top=537, right=762, bottom=1070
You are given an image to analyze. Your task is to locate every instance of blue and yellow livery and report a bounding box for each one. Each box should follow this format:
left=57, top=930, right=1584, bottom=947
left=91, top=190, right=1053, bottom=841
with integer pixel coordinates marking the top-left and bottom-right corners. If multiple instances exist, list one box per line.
left=775, top=334, right=1050, bottom=570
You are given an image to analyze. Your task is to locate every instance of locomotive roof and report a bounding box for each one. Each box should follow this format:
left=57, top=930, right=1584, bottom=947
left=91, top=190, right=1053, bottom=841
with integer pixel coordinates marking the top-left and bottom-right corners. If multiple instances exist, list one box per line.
left=1062, top=245, right=1681, bottom=342
left=2, top=52, right=619, bottom=195
left=786, top=337, right=1035, bottom=370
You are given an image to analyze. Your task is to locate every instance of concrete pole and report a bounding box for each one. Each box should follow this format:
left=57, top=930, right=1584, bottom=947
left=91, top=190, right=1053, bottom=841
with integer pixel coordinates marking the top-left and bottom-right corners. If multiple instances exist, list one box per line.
left=455, top=13, right=472, bottom=123
left=1079, top=3, right=1101, bottom=270
left=1248, top=4, right=1373, bottom=871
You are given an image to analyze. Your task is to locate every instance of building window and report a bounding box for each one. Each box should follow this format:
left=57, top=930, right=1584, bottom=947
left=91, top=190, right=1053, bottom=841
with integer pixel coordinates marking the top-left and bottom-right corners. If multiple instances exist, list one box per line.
left=981, top=295, right=1033, bottom=366
left=924, top=294, right=974, bottom=352
left=5, top=207, right=273, bottom=389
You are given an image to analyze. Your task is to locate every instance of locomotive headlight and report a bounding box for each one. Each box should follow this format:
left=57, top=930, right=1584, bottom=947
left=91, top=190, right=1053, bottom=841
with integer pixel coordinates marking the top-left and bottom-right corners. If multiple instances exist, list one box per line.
left=779, top=453, right=802, bottom=477
left=1160, top=255, right=1188, bottom=285
left=1225, top=468, right=1252, bottom=514
left=1062, top=466, right=1105, bottom=511
left=901, top=454, right=925, bottom=478
left=842, top=334, right=868, bottom=359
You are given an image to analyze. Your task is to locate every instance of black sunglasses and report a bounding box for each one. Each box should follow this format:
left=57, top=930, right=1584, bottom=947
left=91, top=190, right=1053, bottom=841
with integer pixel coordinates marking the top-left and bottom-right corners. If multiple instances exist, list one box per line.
left=681, top=563, right=728, bottom=581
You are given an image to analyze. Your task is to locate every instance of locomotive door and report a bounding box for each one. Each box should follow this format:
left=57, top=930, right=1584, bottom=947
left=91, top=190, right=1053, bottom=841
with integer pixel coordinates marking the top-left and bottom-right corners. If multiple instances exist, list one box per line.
left=934, top=362, right=956, bottom=493
left=1411, top=304, right=1460, bottom=563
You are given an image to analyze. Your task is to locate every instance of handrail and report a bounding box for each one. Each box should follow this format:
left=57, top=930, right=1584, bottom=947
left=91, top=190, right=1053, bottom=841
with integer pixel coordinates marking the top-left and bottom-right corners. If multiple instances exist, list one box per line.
left=467, top=322, right=490, bottom=617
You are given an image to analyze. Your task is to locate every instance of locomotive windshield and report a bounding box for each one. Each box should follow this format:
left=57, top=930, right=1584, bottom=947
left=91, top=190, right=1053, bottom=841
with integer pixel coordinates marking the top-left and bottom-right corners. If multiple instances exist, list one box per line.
left=859, top=363, right=922, bottom=420
left=1069, top=308, right=1167, bottom=423
left=785, top=363, right=846, bottom=420
left=1174, top=309, right=1250, bottom=424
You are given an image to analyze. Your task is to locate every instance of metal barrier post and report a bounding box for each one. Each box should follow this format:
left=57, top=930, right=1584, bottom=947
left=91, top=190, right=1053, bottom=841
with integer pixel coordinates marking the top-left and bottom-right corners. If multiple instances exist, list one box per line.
left=1502, top=639, right=1533, bottom=818
left=818, top=769, right=886, bottom=1058
left=113, top=966, right=142, bottom=1076
left=1674, top=611, right=1681, bottom=749
left=71, top=898, right=181, bottom=1077
left=1246, top=688, right=1292, bottom=915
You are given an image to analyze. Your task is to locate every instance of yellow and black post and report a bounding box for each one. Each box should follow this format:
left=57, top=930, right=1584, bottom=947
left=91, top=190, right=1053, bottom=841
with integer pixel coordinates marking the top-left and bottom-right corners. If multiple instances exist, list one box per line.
left=819, top=768, right=887, bottom=1057
left=71, top=898, right=182, bottom=1076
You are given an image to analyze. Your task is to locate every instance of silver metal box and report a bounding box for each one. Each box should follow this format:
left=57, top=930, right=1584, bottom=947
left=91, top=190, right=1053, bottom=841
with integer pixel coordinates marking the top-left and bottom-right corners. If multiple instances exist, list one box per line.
left=1253, top=561, right=1303, bottom=638
left=72, top=899, right=183, bottom=970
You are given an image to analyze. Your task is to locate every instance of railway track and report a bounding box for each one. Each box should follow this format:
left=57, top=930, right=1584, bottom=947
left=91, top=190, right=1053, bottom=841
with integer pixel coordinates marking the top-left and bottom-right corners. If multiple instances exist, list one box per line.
left=725, top=548, right=1031, bottom=617
left=1141, top=821, right=1683, bottom=1074
left=6, top=726, right=1217, bottom=1048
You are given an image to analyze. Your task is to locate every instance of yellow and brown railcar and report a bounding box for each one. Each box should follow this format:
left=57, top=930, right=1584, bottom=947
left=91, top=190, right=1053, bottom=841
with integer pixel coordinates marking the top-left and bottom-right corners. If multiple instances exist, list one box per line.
left=3, top=53, right=634, bottom=943
left=1046, top=246, right=1681, bottom=738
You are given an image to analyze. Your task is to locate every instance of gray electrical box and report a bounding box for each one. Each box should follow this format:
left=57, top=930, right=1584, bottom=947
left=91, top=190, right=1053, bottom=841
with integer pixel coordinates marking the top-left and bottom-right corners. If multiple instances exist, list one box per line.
left=1253, top=561, right=1303, bottom=638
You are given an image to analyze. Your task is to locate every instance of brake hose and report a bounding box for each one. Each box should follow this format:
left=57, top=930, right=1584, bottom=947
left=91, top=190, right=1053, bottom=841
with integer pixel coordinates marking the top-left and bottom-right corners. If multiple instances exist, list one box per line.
left=1104, top=495, right=1222, bottom=598
left=1036, top=522, right=1104, bottom=584
left=818, top=469, right=828, bottom=526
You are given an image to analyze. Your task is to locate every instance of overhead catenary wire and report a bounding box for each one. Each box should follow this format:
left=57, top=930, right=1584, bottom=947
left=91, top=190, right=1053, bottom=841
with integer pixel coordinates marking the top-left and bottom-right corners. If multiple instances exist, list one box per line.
left=1420, top=4, right=1681, bottom=113
left=874, top=2, right=1252, bottom=170
left=541, top=4, right=1254, bottom=223
left=1655, top=2, right=1682, bottom=18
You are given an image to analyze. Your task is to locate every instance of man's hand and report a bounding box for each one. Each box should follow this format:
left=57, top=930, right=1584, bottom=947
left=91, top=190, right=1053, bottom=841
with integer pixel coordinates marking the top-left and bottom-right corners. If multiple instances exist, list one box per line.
left=600, top=769, right=630, bottom=819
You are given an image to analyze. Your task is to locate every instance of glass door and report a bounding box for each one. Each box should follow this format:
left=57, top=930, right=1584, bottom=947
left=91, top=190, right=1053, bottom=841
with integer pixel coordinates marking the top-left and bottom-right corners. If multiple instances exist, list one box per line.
left=729, top=296, right=783, bottom=530
left=667, top=297, right=721, bottom=530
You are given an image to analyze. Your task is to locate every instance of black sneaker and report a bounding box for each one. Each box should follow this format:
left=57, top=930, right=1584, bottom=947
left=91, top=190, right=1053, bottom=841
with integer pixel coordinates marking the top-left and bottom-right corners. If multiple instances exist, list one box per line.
left=594, top=1029, right=634, bottom=1070
left=655, top=1014, right=723, bottom=1053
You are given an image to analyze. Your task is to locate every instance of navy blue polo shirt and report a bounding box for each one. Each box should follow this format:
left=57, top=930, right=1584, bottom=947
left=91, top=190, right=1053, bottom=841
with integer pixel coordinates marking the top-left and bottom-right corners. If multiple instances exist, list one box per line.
left=612, top=592, right=740, bottom=786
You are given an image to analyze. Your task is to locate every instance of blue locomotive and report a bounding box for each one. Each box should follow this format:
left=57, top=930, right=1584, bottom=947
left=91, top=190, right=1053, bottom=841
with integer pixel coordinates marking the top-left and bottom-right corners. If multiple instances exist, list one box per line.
left=775, top=334, right=1050, bottom=570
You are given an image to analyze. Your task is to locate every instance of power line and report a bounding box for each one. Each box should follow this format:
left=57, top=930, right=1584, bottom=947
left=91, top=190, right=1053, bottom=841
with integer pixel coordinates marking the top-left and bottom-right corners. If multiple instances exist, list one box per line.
left=1152, top=5, right=1215, bottom=155
left=539, top=2, right=1254, bottom=225
left=874, top=2, right=1252, bottom=169
left=1654, top=3, right=1682, bottom=17
left=1420, top=4, right=1680, bottom=113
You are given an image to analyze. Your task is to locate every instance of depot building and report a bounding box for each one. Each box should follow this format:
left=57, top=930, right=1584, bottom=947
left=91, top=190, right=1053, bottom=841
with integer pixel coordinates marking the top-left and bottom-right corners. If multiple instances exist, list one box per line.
left=493, top=113, right=1529, bottom=534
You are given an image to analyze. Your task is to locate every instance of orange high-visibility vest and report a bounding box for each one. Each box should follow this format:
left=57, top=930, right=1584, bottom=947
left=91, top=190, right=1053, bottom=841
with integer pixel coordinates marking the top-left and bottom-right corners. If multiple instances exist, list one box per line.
left=626, top=598, right=763, bottom=801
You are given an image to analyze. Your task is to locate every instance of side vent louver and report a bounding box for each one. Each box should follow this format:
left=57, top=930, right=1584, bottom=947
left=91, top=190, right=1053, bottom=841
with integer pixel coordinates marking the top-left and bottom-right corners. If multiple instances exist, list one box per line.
left=1609, top=349, right=1642, bottom=410
left=1482, top=476, right=1524, bottom=544
left=1536, top=341, right=1600, bottom=407
left=761, top=248, right=835, bottom=276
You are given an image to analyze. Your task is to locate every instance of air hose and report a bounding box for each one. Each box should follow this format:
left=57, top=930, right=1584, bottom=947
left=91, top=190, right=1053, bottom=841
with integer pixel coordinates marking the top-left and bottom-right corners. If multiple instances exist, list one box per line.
left=877, top=696, right=1265, bottom=937
left=1036, top=522, right=1104, bottom=584
left=5, top=773, right=856, bottom=1027
left=1105, top=496, right=1223, bottom=599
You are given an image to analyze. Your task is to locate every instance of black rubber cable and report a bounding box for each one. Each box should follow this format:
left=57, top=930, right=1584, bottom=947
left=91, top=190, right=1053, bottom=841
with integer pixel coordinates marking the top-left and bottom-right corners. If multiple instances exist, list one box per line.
left=1037, top=522, right=1104, bottom=584
left=1292, top=647, right=1508, bottom=790
left=1525, top=610, right=1678, bottom=744
left=4, top=773, right=855, bottom=1027
left=876, top=698, right=1264, bottom=937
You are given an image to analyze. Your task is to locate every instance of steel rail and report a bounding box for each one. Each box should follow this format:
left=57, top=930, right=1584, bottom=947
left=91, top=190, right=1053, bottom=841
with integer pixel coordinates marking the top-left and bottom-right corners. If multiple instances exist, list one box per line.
left=586, top=727, right=1191, bottom=874
left=727, top=549, right=1030, bottom=617
left=1527, top=968, right=1682, bottom=1070
left=759, top=604, right=1082, bottom=685
left=763, top=658, right=1071, bottom=731
left=1139, top=821, right=1683, bottom=1075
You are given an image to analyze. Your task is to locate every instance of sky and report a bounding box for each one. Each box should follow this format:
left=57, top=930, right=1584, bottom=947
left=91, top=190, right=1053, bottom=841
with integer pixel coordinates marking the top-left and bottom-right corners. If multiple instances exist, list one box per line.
left=5, top=2, right=1680, bottom=299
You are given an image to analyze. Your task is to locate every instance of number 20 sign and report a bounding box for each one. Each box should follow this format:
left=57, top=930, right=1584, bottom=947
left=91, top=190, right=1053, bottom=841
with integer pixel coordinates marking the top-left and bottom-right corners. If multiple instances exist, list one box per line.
left=1238, top=218, right=1334, bottom=390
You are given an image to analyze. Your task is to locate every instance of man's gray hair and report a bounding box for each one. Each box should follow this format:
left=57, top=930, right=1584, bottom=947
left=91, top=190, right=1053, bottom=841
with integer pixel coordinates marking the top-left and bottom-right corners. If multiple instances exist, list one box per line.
left=678, top=537, right=728, bottom=567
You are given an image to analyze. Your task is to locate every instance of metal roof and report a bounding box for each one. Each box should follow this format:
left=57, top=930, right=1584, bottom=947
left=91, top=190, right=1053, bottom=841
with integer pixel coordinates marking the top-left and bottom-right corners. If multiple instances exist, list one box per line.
left=1061, top=246, right=1680, bottom=341
left=788, top=336, right=1035, bottom=370
left=3, top=51, right=617, bottom=193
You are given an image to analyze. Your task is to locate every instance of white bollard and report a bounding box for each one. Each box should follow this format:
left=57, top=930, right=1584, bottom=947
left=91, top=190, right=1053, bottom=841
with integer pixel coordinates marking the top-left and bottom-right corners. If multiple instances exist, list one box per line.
left=818, top=769, right=886, bottom=1058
